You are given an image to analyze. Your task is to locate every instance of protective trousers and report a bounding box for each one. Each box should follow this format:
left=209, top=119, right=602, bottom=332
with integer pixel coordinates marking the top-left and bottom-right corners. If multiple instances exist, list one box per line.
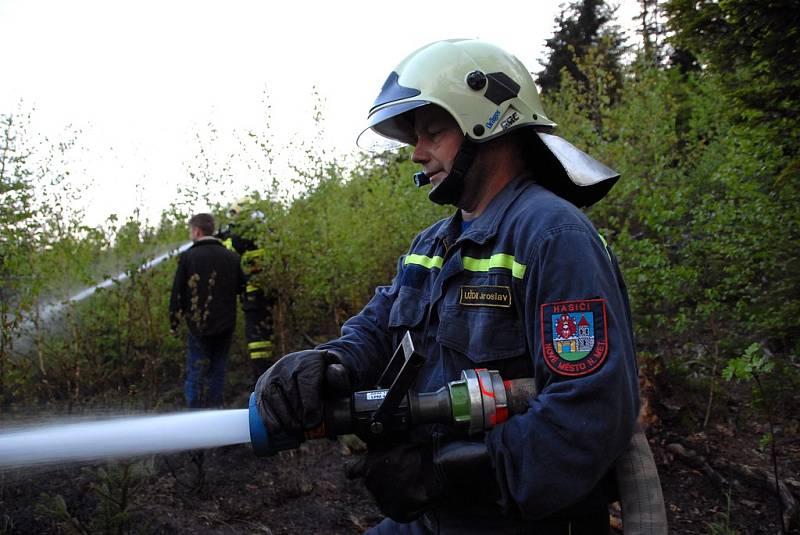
left=243, top=286, right=275, bottom=380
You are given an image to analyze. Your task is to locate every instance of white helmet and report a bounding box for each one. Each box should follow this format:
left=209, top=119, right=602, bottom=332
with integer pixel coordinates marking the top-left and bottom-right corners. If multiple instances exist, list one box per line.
left=228, top=196, right=265, bottom=221
left=358, top=39, right=619, bottom=207
left=358, top=39, right=555, bottom=151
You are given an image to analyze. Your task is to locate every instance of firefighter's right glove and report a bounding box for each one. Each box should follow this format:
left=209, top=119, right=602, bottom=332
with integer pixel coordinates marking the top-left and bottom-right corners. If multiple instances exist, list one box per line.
left=254, top=349, right=350, bottom=437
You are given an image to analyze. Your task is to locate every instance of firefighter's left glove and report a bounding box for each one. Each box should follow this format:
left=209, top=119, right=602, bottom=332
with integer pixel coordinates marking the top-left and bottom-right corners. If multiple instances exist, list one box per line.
left=254, top=349, right=350, bottom=438
left=346, top=438, right=497, bottom=522
left=346, top=441, right=441, bottom=523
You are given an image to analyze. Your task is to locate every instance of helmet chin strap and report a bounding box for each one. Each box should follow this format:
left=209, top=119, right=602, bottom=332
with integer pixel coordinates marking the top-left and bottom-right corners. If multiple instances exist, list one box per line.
left=426, top=139, right=479, bottom=207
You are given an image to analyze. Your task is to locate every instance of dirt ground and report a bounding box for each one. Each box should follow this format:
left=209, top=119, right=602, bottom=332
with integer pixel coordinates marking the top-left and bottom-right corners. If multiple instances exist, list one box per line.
left=1, top=402, right=798, bottom=534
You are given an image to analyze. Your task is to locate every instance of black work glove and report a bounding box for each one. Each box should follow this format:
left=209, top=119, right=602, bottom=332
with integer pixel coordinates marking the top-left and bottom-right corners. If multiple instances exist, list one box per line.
left=346, top=438, right=496, bottom=523
left=346, top=441, right=442, bottom=523
left=254, top=349, right=350, bottom=437
left=433, top=439, right=499, bottom=508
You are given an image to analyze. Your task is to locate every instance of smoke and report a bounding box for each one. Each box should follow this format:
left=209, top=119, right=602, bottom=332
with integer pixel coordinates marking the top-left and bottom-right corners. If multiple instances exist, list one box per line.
left=9, top=240, right=193, bottom=355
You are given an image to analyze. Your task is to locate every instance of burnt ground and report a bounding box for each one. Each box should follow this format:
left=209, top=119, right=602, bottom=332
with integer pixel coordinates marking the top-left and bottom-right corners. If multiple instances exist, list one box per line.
left=1, top=398, right=799, bottom=533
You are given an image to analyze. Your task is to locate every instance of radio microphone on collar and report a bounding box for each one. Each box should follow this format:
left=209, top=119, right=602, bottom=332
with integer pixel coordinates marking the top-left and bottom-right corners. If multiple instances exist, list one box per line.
left=413, top=171, right=431, bottom=187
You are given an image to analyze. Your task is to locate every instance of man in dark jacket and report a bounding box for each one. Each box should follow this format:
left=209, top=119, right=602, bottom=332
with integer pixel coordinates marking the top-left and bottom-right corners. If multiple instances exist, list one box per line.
left=170, top=213, right=245, bottom=408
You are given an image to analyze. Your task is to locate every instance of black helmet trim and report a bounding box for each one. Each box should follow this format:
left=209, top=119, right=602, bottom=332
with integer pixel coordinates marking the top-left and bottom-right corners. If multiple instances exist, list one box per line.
left=370, top=71, right=422, bottom=112
left=484, top=72, right=521, bottom=106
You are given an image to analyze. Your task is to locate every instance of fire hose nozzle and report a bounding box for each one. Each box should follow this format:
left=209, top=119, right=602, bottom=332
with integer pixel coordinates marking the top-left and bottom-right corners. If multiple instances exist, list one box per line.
left=248, top=392, right=302, bottom=456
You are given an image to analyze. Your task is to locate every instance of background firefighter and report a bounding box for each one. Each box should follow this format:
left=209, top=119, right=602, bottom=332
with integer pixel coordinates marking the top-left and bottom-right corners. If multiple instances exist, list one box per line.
left=217, top=199, right=277, bottom=381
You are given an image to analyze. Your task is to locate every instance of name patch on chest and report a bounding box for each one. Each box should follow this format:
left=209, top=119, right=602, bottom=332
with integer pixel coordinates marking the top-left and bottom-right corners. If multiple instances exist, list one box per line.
left=459, top=285, right=512, bottom=307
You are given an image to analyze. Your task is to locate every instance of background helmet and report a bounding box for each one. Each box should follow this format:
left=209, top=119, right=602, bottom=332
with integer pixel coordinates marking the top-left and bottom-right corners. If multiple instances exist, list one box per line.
left=357, top=39, right=555, bottom=151
left=228, top=198, right=247, bottom=218
left=228, top=196, right=265, bottom=221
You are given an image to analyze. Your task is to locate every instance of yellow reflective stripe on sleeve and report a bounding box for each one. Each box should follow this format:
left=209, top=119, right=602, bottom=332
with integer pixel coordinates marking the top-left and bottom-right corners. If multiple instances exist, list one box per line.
left=597, top=233, right=612, bottom=262
left=222, top=238, right=235, bottom=252
left=246, top=284, right=260, bottom=293
left=249, top=340, right=272, bottom=360
left=242, top=248, right=265, bottom=261
left=462, top=253, right=526, bottom=279
left=404, top=254, right=444, bottom=269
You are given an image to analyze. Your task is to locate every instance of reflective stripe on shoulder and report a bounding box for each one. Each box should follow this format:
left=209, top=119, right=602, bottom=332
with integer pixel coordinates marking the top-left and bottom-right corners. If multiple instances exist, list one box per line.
left=242, top=248, right=265, bottom=260
left=597, top=233, right=612, bottom=262
left=404, top=254, right=444, bottom=269
left=462, top=253, right=526, bottom=279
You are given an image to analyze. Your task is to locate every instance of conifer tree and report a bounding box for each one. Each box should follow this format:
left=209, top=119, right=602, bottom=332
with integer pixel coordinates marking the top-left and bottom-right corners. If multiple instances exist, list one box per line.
left=537, top=0, right=627, bottom=102
left=663, top=0, right=800, bottom=131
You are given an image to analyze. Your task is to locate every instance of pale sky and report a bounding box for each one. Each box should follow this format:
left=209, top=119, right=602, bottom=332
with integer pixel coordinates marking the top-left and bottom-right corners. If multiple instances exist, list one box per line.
left=0, top=0, right=641, bottom=227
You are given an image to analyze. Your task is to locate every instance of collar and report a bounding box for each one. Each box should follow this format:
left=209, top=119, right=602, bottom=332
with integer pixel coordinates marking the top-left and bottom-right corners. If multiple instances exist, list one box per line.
left=191, top=236, right=222, bottom=247
left=434, top=172, right=533, bottom=246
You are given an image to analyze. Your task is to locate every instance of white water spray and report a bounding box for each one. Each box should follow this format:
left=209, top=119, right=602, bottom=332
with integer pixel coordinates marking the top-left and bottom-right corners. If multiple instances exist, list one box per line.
left=0, top=409, right=251, bottom=469
left=38, top=240, right=194, bottom=322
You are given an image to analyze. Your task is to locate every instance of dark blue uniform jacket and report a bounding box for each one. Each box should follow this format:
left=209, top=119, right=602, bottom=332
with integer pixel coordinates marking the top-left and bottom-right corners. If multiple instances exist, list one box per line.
left=319, top=174, right=640, bottom=520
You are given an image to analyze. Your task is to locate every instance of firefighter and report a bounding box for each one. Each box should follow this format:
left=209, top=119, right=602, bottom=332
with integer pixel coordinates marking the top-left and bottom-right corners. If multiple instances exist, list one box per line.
left=255, top=39, right=640, bottom=534
left=217, top=198, right=276, bottom=380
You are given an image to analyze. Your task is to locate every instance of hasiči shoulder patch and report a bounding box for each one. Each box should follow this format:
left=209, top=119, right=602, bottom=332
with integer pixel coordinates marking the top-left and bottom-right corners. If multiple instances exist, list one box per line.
left=540, top=299, right=608, bottom=377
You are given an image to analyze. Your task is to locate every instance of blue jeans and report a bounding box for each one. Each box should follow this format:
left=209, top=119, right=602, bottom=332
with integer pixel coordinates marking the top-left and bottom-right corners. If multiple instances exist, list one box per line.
left=185, top=330, right=233, bottom=408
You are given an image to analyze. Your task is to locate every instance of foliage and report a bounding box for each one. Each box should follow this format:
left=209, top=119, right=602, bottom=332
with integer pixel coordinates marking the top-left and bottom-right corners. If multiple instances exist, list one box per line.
left=663, top=0, right=800, bottom=135
left=36, top=460, right=153, bottom=535
left=722, top=342, right=786, bottom=532
left=723, top=343, right=775, bottom=383
left=35, top=493, right=87, bottom=535
left=0, top=111, right=84, bottom=406
left=0, top=113, right=37, bottom=404
left=537, top=0, right=628, bottom=104
left=705, top=491, right=737, bottom=535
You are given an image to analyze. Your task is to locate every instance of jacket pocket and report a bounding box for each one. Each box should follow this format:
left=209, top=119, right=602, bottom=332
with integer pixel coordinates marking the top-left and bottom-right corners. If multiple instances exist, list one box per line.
left=437, top=304, right=525, bottom=363
left=388, top=287, right=428, bottom=329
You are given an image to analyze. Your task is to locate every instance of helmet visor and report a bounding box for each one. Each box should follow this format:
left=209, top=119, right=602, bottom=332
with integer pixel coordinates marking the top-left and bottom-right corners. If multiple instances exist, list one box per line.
left=356, top=100, right=429, bottom=152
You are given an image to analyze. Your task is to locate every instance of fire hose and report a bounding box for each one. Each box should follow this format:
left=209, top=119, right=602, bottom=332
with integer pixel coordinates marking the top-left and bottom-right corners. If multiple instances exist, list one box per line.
left=248, top=332, right=667, bottom=534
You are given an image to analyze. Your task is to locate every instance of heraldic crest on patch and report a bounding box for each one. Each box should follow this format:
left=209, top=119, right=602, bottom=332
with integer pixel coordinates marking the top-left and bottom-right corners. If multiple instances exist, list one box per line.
left=541, top=299, right=608, bottom=377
